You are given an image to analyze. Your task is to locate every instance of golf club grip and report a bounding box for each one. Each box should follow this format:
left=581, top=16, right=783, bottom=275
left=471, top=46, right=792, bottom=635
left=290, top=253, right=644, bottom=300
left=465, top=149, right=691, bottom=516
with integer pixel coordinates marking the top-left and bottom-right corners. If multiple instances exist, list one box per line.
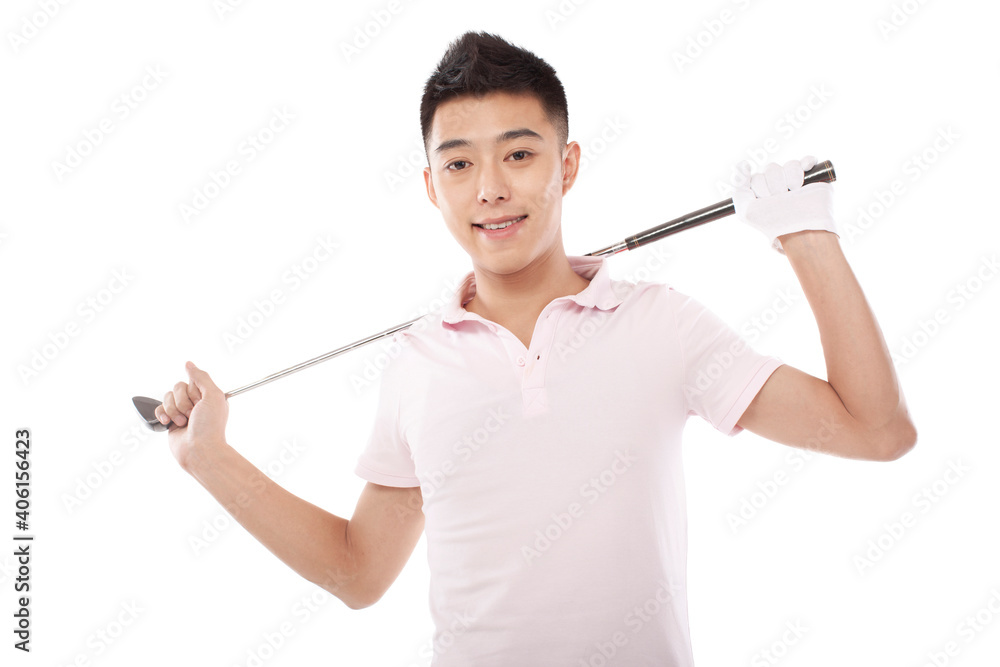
left=602, top=159, right=836, bottom=255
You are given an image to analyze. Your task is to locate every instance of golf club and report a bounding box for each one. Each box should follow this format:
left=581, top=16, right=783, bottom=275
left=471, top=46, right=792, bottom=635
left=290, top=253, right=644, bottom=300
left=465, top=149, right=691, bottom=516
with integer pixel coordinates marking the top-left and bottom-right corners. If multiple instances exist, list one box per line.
left=133, top=160, right=836, bottom=432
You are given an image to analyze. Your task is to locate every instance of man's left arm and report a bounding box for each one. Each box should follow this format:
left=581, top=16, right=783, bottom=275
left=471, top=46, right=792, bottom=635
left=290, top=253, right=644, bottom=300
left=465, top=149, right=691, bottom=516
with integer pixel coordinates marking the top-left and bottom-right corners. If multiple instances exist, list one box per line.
left=732, top=159, right=917, bottom=461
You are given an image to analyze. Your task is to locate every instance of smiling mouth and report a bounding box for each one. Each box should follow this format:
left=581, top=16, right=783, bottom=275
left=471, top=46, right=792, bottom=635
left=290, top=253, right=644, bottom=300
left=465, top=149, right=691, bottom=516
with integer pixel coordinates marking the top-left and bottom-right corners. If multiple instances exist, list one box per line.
left=473, top=215, right=526, bottom=230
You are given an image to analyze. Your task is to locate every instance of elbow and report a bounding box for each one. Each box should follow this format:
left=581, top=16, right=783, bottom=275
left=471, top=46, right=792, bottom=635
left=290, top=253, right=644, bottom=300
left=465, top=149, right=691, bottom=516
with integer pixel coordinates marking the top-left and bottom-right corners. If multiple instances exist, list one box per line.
left=872, top=415, right=918, bottom=462
left=316, top=573, right=385, bottom=611
left=319, top=581, right=377, bottom=611
left=343, top=596, right=374, bottom=611
left=339, top=584, right=388, bottom=611
left=310, top=558, right=378, bottom=611
left=317, top=527, right=378, bottom=610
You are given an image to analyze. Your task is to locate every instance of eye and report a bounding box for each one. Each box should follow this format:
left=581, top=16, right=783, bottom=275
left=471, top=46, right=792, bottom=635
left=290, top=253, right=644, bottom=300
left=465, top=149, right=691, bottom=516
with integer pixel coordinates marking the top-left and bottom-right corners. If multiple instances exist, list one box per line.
left=509, top=150, right=532, bottom=161
left=445, top=160, right=469, bottom=172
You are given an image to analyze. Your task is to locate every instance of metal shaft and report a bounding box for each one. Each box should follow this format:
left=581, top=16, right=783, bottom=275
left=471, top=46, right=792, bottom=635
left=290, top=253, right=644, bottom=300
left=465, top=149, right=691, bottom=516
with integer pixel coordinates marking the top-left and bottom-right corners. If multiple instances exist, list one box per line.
left=138, top=160, right=835, bottom=426
left=224, top=316, right=425, bottom=398
left=585, top=159, right=836, bottom=256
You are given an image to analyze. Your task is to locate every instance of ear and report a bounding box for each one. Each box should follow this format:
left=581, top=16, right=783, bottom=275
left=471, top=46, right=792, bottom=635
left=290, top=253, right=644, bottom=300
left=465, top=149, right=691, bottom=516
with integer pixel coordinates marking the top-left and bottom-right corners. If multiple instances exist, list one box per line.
left=560, top=141, right=581, bottom=195
left=424, top=167, right=439, bottom=209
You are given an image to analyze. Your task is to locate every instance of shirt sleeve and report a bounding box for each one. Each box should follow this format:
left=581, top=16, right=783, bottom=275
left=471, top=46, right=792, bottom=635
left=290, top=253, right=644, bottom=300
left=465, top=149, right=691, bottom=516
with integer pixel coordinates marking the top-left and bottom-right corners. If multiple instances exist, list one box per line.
left=669, top=287, right=784, bottom=436
left=354, top=348, right=421, bottom=487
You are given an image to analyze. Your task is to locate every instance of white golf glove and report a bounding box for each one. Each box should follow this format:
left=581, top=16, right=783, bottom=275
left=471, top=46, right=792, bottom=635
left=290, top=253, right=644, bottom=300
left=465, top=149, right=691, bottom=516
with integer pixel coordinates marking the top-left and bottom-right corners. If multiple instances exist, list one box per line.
left=730, top=155, right=838, bottom=254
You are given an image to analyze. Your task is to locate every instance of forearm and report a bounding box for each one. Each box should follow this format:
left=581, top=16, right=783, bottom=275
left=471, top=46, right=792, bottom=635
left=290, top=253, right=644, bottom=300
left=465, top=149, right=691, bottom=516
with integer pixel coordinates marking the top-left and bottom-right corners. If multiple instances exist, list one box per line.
left=181, top=442, right=363, bottom=606
left=780, top=230, right=908, bottom=430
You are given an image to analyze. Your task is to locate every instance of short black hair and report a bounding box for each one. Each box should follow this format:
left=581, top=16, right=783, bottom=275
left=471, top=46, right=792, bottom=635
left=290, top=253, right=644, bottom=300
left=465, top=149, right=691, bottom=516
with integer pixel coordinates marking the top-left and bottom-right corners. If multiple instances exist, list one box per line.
left=420, top=31, right=569, bottom=159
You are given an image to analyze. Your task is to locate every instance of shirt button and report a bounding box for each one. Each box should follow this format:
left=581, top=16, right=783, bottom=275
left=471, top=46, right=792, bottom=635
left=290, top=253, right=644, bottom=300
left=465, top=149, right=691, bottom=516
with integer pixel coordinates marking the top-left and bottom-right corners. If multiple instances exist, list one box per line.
left=516, top=356, right=525, bottom=366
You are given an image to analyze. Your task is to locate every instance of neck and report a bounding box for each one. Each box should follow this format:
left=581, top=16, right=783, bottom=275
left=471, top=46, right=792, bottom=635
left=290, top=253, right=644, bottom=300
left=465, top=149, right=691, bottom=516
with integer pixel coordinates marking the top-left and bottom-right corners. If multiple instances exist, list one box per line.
left=464, top=246, right=591, bottom=325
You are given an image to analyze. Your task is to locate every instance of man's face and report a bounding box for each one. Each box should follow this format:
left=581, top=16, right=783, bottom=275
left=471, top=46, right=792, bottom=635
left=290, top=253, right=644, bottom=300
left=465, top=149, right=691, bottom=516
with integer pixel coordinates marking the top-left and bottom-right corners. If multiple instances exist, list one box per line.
left=423, top=91, right=580, bottom=277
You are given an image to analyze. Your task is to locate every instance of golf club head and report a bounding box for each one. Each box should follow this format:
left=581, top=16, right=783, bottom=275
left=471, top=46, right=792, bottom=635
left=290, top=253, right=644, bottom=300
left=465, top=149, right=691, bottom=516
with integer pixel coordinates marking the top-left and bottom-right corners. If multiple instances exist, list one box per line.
left=133, top=396, right=168, bottom=432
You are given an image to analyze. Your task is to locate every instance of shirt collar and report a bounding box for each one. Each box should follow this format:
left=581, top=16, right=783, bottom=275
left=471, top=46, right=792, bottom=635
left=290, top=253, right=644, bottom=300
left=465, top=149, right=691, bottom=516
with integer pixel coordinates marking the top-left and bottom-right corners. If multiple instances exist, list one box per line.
left=441, top=255, right=625, bottom=325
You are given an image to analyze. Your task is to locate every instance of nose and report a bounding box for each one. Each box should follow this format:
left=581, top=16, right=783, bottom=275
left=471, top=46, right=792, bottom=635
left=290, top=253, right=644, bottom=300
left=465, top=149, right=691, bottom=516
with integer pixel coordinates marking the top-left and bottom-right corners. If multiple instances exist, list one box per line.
left=476, top=160, right=510, bottom=203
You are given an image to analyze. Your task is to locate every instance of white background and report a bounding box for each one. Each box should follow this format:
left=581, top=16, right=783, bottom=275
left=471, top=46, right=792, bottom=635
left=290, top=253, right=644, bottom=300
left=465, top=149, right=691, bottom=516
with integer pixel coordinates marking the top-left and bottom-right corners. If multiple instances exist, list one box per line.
left=2, top=1, right=999, bottom=665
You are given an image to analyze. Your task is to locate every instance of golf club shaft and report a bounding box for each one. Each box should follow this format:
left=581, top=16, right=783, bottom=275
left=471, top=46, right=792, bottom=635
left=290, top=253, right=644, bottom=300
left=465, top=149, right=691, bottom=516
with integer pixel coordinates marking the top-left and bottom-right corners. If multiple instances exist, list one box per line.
left=225, top=316, right=425, bottom=398
left=155, top=160, right=836, bottom=414
left=585, top=159, right=836, bottom=256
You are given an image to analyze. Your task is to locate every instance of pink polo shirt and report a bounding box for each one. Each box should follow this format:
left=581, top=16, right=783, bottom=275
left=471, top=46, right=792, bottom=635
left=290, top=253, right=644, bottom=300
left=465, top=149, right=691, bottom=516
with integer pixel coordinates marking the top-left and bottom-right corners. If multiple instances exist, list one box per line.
left=355, top=255, right=783, bottom=666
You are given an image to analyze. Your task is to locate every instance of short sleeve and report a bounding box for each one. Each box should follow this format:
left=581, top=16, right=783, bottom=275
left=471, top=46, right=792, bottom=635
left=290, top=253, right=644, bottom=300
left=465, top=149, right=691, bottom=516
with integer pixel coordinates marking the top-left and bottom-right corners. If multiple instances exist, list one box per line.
left=354, top=355, right=421, bottom=487
left=670, top=288, right=784, bottom=436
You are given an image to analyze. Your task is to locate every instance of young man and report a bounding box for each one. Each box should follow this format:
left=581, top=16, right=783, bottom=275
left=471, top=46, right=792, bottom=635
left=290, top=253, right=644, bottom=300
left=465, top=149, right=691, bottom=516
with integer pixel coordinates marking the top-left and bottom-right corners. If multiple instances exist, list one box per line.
left=156, top=32, right=916, bottom=665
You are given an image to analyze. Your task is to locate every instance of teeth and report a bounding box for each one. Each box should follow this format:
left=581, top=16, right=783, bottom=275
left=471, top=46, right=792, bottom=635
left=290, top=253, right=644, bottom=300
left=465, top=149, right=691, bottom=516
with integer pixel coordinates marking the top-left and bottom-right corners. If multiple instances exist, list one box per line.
left=480, top=216, right=525, bottom=230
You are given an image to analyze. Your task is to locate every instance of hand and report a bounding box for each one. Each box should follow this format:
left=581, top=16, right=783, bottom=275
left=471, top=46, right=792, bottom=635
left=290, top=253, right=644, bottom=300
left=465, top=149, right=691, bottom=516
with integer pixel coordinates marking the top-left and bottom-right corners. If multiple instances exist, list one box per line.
left=730, top=155, right=839, bottom=254
left=154, top=361, right=230, bottom=469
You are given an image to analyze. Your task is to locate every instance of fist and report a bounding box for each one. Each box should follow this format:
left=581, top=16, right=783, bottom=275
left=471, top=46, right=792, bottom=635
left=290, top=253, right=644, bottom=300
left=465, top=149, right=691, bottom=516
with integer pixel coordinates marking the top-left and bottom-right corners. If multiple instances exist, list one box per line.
left=155, top=361, right=229, bottom=467
left=730, top=155, right=838, bottom=254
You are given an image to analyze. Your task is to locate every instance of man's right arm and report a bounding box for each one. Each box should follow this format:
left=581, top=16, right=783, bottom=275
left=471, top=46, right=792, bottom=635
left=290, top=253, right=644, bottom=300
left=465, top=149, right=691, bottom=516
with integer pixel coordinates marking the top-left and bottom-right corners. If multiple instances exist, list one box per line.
left=157, top=361, right=425, bottom=610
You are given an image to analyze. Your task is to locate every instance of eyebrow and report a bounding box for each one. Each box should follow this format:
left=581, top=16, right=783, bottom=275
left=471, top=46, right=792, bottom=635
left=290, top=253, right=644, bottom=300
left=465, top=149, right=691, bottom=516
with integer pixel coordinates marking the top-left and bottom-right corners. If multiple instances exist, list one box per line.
left=433, top=128, right=544, bottom=155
